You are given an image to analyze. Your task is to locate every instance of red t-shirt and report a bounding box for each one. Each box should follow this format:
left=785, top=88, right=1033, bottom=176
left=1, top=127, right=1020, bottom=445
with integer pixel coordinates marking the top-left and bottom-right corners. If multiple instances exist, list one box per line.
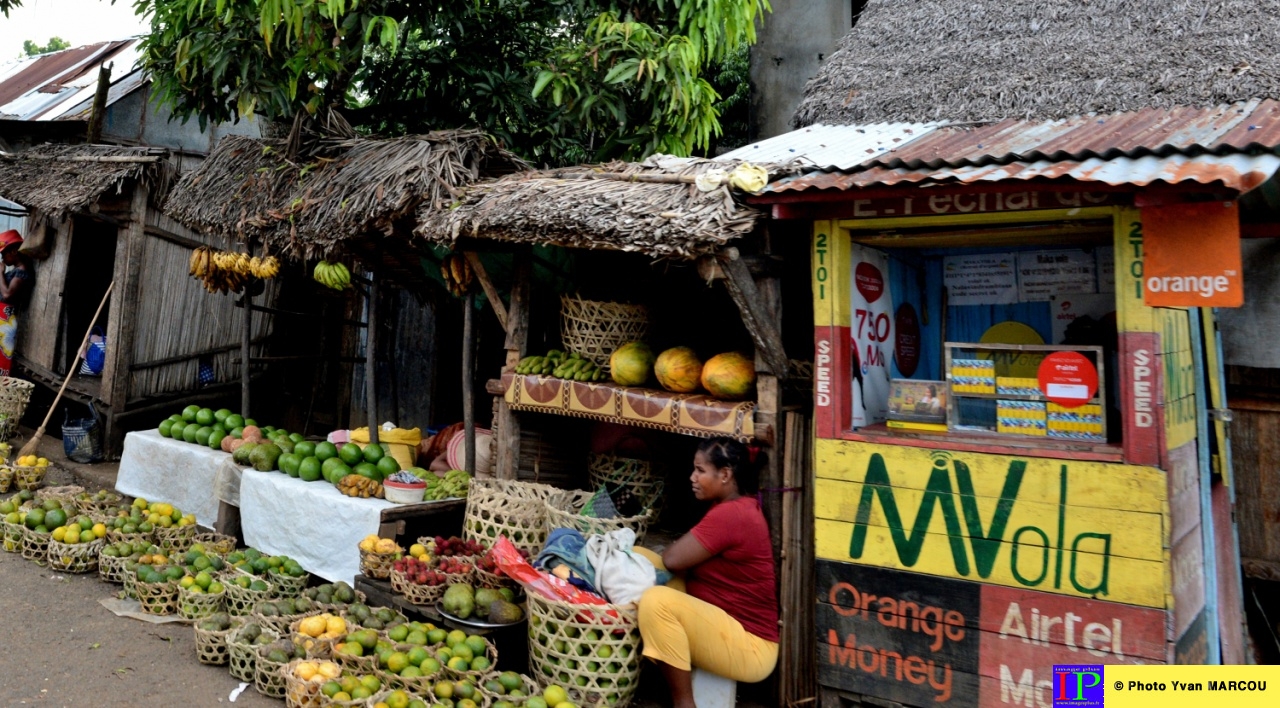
left=686, top=496, right=779, bottom=643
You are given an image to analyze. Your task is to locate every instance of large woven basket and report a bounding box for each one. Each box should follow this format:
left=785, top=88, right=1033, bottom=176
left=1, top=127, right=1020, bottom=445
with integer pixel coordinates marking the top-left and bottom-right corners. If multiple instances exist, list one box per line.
left=464, top=479, right=559, bottom=558
left=359, top=547, right=398, bottom=580
left=0, top=378, right=34, bottom=443
left=255, top=647, right=292, bottom=698
left=13, top=464, right=50, bottom=492
left=559, top=295, right=649, bottom=367
left=154, top=523, right=197, bottom=554
left=280, top=658, right=328, bottom=708
left=193, top=532, right=236, bottom=555
left=0, top=466, right=12, bottom=494
left=544, top=490, right=653, bottom=543
left=136, top=579, right=179, bottom=616
left=193, top=620, right=240, bottom=666
left=47, top=537, right=104, bottom=573
left=178, top=584, right=227, bottom=620
left=2, top=519, right=24, bottom=552
left=21, top=527, right=50, bottom=564
left=527, top=593, right=642, bottom=707
left=98, top=551, right=133, bottom=583
left=228, top=625, right=280, bottom=682
left=587, top=453, right=665, bottom=517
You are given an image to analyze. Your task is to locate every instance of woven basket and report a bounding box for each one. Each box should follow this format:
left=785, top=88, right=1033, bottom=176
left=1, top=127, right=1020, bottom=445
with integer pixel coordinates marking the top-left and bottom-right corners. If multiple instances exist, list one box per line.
left=332, top=645, right=380, bottom=675
left=0, top=466, right=12, bottom=494
left=193, top=532, right=237, bottom=555
left=545, top=490, right=653, bottom=543
left=290, top=616, right=339, bottom=659
left=268, top=571, right=311, bottom=600
left=464, top=479, right=558, bottom=558
left=228, top=625, right=280, bottom=682
left=225, top=574, right=275, bottom=616
left=255, top=647, right=292, bottom=698
left=193, top=621, right=239, bottom=666
left=47, top=537, right=104, bottom=573
left=122, top=570, right=139, bottom=599
left=0, top=378, right=34, bottom=443
left=106, top=528, right=153, bottom=546
left=377, top=661, right=442, bottom=696
left=76, top=493, right=123, bottom=515
left=478, top=671, right=540, bottom=702
left=21, top=527, right=50, bottom=564
left=441, top=639, right=499, bottom=681
left=255, top=608, right=323, bottom=636
left=2, top=519, right=23, bottom=552
left=390, top=569, right=448, bottom=607
left=281, top=659, right=329, bottom=708
left=527, top=593, right=642, bottom=707
left=154, top=523, right=197, bottom=554
left=359, top=548, right=398, bottom=580
left=136, top=579, right=179, bottom=616
left=13, top=465, right=50, bottom=492
left=472, top=565, right=520, bottom=593
left=98, top=551, right=133, bottom=583
left=559, top=295, right=649, bottom=367
left=587, top=453, right=665, bottom=516
left=178, top=584, right=227, bottom=620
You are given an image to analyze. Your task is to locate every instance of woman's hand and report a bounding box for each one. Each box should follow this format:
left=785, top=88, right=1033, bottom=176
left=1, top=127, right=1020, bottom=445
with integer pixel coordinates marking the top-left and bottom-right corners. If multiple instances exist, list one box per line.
left=661, top=533, right=712, bottom=572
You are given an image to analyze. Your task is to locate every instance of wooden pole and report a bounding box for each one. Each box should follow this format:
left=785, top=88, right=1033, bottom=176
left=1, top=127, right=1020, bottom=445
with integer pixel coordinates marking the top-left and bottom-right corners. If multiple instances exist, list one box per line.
left=463, top=291, right=477, bottom=474
left=241, top=293, right=252, bottom=417
left=366, top=278, right=379, bottom=446
left=495, top=253, right=532, bottom=480
left=86, top=62, right=112, bottom=143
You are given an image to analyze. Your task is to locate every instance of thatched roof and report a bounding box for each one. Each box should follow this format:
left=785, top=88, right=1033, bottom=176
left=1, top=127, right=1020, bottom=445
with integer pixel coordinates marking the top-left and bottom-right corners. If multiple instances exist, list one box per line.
left=0, top=144, right=175, bottom=218
left=163, top=130, right=527, bottom=268
left=415, top=157, right=785, bottom=258
left=794, top=0, right=1280, bottom=127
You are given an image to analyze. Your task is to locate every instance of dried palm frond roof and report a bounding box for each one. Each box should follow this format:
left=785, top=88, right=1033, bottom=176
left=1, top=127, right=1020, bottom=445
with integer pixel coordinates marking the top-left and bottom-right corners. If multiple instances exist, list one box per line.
left=415, top=156, right=793, bottom=259
left=794, top=0, right=1280, bottom=127
left=163, top=129, right=527, bottom=282
left=0, top=143, right=174, bottom=218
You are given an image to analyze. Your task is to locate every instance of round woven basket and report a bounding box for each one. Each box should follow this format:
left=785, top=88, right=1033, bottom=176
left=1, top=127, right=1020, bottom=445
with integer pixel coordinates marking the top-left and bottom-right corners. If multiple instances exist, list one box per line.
left=526, top=593, right=642, bottom=707
left=478, top=671, right=540, bottom=703
left=290, top=616, right=339, bottom=660
left=154, top=523, right=197, bottom=554
left=47, top=537, right=104, bottom=573
left=0, top=466, right=13, bottom=494
left=441, top=639, right=499, bottom=681
left=13, top=465, right=50, bottom=492
left=280, top=658, right=331, bottom=708
left=228, top=625, right=279, bottom=682
left=359, top=548, right=398, bottom=580
left=193, top=620, right=239, bottom=666
left=0, top=378, right=34, bottom=443
left=377, top=657, right=444, bottom=696
left=106, top=528, right=153, bottom=546
left=193, top=532, right=236, bottom=555
left=464, top=479, right=558, bottom=558
left=559, top=295, right=649, bottom=367
left=331, top=644, right=379, bottom=675
left=268, top=570, right=310, bottom=600
left=224, top=573, right=275, bottom=616
left=21, top=527, right=50, bottom=564
left=389, top=568, right=448, bottom=607
left=98, top=551, right=133, bottom=583
left=75, top=492, right=123, bottom=515
left=255, top=647, right=292, bottom=698
left=587, top=453, right=666, bottom=516
left=544, top=490, right=653, bottom=543
left=2, top=519, right=24, bottom=552
left=258, top=608, right=325, bottom=636
left=136, top=579, right=179, bottom=616
left=178, top=584, right=227, bottom=620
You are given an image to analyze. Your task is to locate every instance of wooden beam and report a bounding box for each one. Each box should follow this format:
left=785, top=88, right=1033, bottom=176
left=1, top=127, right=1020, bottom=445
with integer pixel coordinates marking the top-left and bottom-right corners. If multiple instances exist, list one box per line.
left=366, top=278, right=379, bottom=445
left=463, top=291, right=477, bottom=474
left=86, top=62, right=112, bottom=144
left=100, top=186, right=148, bottom=456
left=463, top=251, right=507, bottom=330
left=240, top=293, right=252, bottom=416
left=495, top=253, right=532, bottom=480
left=718, top=247, right=788, bottom=377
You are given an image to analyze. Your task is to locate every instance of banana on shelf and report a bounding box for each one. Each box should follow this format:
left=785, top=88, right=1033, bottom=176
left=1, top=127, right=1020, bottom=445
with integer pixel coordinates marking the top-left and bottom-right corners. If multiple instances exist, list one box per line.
left=311, top=261, right=352, bottom=290
left=439, top=252, right=474, bottom=297
left=513, top=349, right=609, bottom=382
left=188, top=247, right=280, bottom=294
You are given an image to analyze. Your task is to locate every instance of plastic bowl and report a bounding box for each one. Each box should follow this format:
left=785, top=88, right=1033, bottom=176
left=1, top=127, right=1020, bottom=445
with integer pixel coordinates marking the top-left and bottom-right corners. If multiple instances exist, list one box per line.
left=383, top=480, right=426, bottom=504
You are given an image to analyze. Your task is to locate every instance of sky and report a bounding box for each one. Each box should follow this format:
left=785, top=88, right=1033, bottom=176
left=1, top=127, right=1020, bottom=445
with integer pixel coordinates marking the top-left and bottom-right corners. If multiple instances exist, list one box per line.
left=0, top=0, right=149, bottom=64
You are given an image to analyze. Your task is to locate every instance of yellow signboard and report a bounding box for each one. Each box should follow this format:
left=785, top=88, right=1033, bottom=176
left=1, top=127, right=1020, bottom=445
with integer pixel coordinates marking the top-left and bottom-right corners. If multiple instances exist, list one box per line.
left=815, top=439, right=1170, bottom=608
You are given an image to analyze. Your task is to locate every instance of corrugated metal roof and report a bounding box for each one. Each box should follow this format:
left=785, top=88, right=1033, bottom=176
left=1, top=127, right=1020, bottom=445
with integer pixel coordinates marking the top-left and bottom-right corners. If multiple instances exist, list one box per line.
left=735, top=101, right=1280, bottom=194
left=767, top=153, right=1280, bottom=194
left=0, top=39, right=143, bottom=122
left=718, top=122, right=941, bottom=170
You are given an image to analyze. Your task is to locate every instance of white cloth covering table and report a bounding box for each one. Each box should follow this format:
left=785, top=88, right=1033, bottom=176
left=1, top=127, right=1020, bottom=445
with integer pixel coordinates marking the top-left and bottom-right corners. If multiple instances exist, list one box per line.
left=238, top=469, right=391, bottom=584
left=115, top=429, right=228, bottom=527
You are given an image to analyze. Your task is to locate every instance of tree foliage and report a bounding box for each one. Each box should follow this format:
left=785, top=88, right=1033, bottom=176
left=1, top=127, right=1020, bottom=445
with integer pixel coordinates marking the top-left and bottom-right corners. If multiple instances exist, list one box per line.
left=0, top=0, right=20, bottom=18
left=23, top=37, right=71, bottom=57
left=133, top=0, right=769, bottom=164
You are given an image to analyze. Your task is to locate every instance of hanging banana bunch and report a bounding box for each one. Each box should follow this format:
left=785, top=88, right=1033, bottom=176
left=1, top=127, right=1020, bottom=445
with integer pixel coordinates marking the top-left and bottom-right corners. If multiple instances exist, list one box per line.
left=312, top=260, right=352, bottom=290
left=188, top=247, right=280, bottom=294
left=439, top=252, right=474, bottom=297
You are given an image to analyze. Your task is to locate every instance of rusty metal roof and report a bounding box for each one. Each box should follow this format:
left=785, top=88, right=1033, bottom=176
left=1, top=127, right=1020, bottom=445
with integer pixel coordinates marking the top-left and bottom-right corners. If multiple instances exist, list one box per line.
left=732, top=100, right=1280, bottom=195
left=0, top=39, right=142, bottom=121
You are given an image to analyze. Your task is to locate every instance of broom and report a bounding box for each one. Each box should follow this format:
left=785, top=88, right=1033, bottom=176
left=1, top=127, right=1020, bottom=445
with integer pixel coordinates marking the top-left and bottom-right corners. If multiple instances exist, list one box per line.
left=17, top=281, right=114, bottom=460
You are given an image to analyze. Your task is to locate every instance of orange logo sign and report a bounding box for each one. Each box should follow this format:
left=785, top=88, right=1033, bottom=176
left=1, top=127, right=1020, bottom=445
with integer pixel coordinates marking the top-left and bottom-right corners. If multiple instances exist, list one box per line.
left=1142, top=202, right=1243, bottom=307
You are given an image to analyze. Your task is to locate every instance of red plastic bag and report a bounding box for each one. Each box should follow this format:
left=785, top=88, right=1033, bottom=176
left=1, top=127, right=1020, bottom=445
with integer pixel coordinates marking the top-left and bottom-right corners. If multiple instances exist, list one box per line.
left=491, top=536, right=608, bottom=606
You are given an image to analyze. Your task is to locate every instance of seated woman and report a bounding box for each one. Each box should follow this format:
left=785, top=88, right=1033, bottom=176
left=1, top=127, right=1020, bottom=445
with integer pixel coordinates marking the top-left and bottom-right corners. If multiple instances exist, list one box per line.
left=637, top=437, right=778, bottom=707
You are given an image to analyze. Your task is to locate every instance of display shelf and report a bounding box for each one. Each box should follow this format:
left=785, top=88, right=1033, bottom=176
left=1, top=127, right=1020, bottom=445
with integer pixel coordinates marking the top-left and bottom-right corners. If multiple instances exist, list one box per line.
left=491, top=373, right=758, bottom=442
left=947, top=390, right=1103, bottom=404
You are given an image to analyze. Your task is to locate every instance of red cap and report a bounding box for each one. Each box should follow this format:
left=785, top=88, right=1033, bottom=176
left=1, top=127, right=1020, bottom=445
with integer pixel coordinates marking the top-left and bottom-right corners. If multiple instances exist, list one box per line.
left=0, top=229, right=21, bottom=251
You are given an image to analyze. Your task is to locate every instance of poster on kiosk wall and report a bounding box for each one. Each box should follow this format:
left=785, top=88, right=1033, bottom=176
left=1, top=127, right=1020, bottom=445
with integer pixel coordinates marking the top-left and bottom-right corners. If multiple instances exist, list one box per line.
left=849, top=245, right=896, bottom=427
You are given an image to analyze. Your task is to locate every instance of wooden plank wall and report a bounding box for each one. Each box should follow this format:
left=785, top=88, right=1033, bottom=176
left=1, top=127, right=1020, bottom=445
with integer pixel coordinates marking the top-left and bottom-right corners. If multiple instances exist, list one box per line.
left=1224, top=398, right=1280, bottom=574
left=18, top=214, right=71, bottom=371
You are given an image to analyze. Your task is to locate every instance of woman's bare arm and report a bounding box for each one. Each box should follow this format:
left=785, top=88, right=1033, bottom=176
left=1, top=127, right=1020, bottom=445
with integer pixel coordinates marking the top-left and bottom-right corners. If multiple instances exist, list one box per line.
left=661, top=533, right=713, bottom=572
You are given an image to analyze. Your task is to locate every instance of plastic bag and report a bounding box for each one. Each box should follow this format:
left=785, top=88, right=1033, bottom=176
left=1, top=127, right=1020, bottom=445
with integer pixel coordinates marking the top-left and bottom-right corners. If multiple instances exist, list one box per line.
left=492, top=536, right=607, bottom=607
left=78, top=327, right=106, bottom=376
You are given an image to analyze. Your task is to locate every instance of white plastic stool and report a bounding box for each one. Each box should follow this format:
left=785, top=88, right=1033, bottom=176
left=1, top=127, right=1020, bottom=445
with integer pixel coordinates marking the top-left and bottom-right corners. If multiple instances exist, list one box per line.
left=691, top=668, right=737, bottom=708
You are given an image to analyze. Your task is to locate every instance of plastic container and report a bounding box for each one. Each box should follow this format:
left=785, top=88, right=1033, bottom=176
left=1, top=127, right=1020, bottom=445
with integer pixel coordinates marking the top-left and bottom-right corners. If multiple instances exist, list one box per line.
left=382, top=479, right=426, bottom=504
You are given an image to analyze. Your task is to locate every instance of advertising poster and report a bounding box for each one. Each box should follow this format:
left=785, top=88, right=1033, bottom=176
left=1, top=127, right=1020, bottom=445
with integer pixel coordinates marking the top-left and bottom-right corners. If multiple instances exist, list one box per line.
left=943, top=253, right=1018, bottom=305
left=849, top=245, right=895, bottom=427
left=1017, top=249, right=1097, bottom=300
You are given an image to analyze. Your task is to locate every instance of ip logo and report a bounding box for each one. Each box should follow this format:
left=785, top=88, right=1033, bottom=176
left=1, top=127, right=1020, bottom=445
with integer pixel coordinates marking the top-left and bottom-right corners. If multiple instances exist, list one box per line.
left=1053, top=665, right=1105, bottom=707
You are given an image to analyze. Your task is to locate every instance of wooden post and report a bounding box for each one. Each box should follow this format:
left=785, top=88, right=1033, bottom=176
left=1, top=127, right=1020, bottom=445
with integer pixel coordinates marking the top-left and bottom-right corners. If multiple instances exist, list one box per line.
left=463, top=291, right=477, bottom=474
left=100, top=186, right=148, bottom=458
left=366, top=278, right=379, bottom=446
left=86, top=62, right=112, bottom=143
left=495, top=254, right=532, bottom=480
left=719, top=247, right=789, bottom=377
left=240, top=293, right=252, bottom=417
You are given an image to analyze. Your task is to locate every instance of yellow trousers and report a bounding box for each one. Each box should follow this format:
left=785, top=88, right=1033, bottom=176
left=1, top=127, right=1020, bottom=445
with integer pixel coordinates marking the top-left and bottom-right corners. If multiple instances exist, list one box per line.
left=634, top=547, right=778, bottom=683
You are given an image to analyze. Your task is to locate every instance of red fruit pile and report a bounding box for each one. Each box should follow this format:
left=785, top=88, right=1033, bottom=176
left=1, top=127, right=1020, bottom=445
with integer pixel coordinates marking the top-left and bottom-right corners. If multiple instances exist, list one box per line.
left=393, top=556, right=447, bottom=586
left=430, top=536, right=487, bottom=557
left=436, top=556, right=474, bottom=575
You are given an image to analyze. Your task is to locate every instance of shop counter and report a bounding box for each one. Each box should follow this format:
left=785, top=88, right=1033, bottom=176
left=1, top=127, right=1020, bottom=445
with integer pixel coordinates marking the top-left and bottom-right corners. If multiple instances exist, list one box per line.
left=115, top=430, right=228, bottom=527
left=238, top=470, right=467, bottom=585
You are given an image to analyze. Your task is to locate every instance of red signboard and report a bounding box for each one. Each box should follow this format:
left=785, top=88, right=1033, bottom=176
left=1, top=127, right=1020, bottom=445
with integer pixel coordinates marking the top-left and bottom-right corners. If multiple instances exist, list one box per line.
left=1119, top=332, right=1163, bottom=466
left=1037, top=351, right=1098, bottom=407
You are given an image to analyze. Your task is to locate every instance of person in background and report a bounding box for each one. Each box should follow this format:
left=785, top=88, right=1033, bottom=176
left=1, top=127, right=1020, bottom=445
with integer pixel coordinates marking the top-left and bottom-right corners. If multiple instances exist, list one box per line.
left=636, top=437, right=778, bottom=707
left=0, top=229, right=31, bottom=377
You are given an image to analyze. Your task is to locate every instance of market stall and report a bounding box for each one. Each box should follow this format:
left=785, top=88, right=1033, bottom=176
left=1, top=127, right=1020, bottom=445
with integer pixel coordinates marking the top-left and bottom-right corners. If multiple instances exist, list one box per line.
left=115, top=429, right=227, bottom=527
